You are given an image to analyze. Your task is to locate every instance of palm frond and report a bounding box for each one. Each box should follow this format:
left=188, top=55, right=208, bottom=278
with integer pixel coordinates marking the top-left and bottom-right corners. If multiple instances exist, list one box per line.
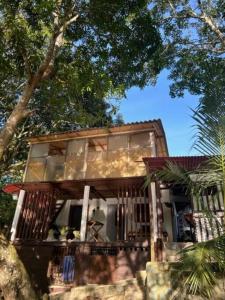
left=173, top=235, right=225, bottom=298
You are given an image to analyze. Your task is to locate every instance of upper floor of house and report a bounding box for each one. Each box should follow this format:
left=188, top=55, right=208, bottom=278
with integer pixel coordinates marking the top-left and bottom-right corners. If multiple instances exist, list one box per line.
left=24, top=119, right=168, bottom=182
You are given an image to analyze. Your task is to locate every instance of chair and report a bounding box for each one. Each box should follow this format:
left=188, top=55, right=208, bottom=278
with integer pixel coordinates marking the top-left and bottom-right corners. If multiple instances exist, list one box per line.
left=87, top=207, right=105, bottom=242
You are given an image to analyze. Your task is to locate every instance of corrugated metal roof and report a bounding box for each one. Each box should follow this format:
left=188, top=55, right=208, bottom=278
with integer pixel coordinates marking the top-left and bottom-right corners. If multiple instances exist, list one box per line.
left=27, top=119, right=166, bottom=144
left=143, top=156, right=209, bottom=172
left=29, top=119, right=162, bottom=139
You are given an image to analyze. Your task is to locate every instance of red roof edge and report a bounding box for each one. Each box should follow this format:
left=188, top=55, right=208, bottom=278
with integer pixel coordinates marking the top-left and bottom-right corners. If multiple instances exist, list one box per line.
left=2, top=184, right=22, bottom=194
left=143, top=156, right=209, bottom=172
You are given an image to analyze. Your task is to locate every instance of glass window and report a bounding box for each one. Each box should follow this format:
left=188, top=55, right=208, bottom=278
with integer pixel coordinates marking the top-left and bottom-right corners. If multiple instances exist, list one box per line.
left=45, top=156, right=65, bottom=181
left=88, top=138, right=107, bottom=152
left=25, top=158, right=46, bottom=181
left=108, top=135, right=128, bottom=151
left=48, top=141, right=67, bottom=156
left=67, top=140, right=86, bottom=157
left=30, top=143, right=49, bottom=158
left=130, top=132, right=150, bottom=149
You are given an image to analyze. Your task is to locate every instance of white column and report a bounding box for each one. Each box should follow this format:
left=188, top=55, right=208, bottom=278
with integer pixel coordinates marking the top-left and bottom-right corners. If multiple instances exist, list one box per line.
left=80, top=185, right=90, bottom=241
left=149, top=132, right=158, bottom=261
left=11, top=190, right=26, bottom=241
left=151, top=182, right=158, bottom=243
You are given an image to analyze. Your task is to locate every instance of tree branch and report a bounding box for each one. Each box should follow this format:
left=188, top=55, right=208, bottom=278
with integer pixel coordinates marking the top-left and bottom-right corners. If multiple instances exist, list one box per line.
left=166, top=2, right=225, bottom=52
left=0, top=5, right=79, bottom=160
left=21, top=52, right=32, bottom=80
left=200, top=13, right=225, bottom=47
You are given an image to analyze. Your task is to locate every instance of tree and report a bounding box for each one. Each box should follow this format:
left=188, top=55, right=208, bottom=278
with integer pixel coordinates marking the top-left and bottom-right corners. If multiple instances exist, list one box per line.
left=0, top=0, right=162, bottom=160
left=0, top=89, right=115, bottom=178
left=149, top=0, right=225, bottom=114
left=0, top=2, right=162, bottom=298
left=113, top=113, right=125, bottom=125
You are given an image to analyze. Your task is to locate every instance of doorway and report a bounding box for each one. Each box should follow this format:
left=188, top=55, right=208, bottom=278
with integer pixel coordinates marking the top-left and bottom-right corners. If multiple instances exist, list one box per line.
left=69, top=205, right=82, bottom=230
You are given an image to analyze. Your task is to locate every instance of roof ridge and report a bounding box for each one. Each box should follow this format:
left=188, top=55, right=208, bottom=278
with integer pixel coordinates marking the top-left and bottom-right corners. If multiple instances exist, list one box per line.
left=28, top=119, right=162, bottom=141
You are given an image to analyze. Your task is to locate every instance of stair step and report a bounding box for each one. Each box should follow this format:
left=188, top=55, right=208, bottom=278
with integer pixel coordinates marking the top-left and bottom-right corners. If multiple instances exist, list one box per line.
left=50, top=277, right=145, bottom=299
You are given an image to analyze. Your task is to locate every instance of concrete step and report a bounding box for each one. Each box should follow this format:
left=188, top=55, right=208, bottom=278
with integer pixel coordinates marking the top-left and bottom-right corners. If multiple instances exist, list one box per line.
left=50, top=277, right=145, bottom=300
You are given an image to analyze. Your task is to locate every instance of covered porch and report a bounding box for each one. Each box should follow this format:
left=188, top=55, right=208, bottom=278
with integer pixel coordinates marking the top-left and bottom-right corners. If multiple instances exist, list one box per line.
left=6, top=176, right=151, bottom=292
left=9, top=176, right=151, bottom=244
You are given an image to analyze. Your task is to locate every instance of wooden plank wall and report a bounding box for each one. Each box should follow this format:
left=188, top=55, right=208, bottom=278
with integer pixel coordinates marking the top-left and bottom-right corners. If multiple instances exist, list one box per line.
left=193, top=183, right=224, bottom=242
left=116, top=185, right=150, bottom=241
left=16, top=190, right=57, bottom=240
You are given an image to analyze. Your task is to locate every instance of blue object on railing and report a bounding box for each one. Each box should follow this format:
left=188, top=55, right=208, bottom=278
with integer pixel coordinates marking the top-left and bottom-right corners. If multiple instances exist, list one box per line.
left=62, top=255, right=75, bottom=282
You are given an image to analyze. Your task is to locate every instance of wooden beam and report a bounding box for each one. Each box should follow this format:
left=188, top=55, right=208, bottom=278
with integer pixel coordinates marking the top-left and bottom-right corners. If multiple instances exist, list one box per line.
left=91, top=187, right=106, bottom=201
left=149, top=132, right=158, bottom=261
left=80, top=185, right=90, bottom=241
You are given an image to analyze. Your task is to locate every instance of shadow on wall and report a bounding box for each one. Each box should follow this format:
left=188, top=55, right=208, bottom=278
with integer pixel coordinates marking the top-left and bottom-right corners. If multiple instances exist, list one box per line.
left=16, top=244, right=150, bottom=296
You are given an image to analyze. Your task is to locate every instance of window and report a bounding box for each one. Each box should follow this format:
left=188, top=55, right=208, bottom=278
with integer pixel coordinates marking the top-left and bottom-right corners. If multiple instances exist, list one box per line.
left=88, top=138, right=107, bottom=152
left=45, top=141, right=67, bottom=181
left=48, top=141, right=67, bottom=156
left=130, top=132, right=150, bottom=149
left=87, top=138, right=107, bottom=162
left=108, top=135, right=128, bottom=151
left=25, top=158, right=46, bottom=181
left=30, top=143, right=49, bottom=158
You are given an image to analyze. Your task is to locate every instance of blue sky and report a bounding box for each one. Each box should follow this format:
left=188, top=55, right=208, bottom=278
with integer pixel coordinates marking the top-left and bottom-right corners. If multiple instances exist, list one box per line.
left=118, top=70, right=200, bottom=156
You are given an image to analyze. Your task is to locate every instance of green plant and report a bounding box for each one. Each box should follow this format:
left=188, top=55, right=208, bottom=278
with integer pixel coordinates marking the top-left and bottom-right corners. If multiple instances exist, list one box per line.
left=149, top=110, right=225, bottom=298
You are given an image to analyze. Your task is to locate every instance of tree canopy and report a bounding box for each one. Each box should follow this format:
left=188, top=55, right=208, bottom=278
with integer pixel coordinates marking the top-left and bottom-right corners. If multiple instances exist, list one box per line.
left=0, top=0, right=162, bottom=161
left=149, top=0, right=225, bottom=114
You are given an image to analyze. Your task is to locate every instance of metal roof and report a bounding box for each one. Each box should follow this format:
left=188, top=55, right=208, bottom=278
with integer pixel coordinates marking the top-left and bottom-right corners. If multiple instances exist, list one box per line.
left=27, top=119, right=166, bottom=144
left=143, top=156, right=209, bottom=172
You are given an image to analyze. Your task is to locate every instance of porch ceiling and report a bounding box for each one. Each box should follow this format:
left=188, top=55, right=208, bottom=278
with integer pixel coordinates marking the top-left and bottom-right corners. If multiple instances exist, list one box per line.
left=3, top=176, right=146, bottom=199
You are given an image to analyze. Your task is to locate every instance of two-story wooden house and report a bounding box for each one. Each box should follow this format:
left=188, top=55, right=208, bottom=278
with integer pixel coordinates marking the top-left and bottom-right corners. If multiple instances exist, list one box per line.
left=4, top=120, right=168, bottom=293
left=4, top=120, right=224, bottom=294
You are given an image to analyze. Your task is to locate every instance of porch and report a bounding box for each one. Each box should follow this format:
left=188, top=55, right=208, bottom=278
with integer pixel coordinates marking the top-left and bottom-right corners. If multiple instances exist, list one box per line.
left=8, top=176, right=151, bottom=293
left=11, top=176, right=150, bottom=243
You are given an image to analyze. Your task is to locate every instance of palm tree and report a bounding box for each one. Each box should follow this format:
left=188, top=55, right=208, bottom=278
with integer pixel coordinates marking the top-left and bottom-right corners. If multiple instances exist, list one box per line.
left=151, top=110, right=225, bottom=298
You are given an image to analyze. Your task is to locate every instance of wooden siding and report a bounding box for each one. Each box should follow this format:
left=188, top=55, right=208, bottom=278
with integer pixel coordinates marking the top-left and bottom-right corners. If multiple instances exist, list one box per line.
left=193, top=183, right=224, bottom=242
left=16, top=190, right=58, bottom=240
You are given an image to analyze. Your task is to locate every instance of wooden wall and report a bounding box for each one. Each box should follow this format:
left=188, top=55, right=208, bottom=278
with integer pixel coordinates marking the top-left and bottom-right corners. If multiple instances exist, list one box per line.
left=193, top=183, right=224, bottom=242
left=16, top=244, right=149, bottom=295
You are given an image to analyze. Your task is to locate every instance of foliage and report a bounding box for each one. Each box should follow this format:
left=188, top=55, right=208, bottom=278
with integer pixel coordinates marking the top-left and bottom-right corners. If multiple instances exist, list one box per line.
left=193, top=110, right=225, bottom=186
left=0, top=0, right=162, bottom=120
left=148, top=0, right=225, bottom=114
left=0, top=0, right=163, bottom=173
left=0, top=179, right=17, bottom=237
left=173, top=235, right=225, bottom=298
left=0, top=192, right=16, bottom=232
left=148, top=109, right=225, bottom=298
left=113, top=113, right=125, bottom=126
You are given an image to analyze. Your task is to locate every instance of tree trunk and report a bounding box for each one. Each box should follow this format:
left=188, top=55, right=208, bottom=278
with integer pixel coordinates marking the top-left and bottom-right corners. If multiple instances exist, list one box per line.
left=0, top=234, right=38, bottom=300
left=0, top=80, right=38, bottom=160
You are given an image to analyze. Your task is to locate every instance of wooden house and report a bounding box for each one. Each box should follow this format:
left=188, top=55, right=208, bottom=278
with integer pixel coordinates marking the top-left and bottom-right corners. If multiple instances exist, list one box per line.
left=4, top=120, right=168, bottom=293
left=4, top=120, right=224, bottom=294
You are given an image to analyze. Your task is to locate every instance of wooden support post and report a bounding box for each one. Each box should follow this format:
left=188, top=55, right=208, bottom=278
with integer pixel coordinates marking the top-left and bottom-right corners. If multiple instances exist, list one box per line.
left=80, top=185, right=90, bottom=241
left=149, top=131, right=158, bottom=261
left=151, top=182, right=158, bottom=261
left=11, top=190, right=26, bottom=241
